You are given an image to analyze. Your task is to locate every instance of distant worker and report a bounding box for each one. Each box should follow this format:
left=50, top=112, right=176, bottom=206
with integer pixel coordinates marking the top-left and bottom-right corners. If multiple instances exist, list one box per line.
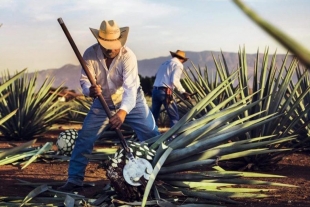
left=58, top=19, right=160, bottom=192
left=151, top=50, right=191, bottom=127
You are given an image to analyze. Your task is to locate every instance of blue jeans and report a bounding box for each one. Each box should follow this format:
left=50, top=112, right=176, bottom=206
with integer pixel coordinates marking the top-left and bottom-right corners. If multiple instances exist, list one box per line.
left=67, top=87, right=160, bottom=186
left=151, top=88, right=179, bottom=127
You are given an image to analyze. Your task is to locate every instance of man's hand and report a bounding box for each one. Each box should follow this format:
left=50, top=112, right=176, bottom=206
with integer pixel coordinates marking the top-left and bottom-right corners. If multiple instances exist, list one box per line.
left=109, top=109, right=127, bottom=129
left=182, top=92, right=191, bottom=100
left=89, top=85, right=102, bottom=98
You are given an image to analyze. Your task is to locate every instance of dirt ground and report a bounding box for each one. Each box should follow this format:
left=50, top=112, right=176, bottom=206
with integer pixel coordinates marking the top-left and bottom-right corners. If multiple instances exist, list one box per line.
left=0, top=124, right=310, bottom=206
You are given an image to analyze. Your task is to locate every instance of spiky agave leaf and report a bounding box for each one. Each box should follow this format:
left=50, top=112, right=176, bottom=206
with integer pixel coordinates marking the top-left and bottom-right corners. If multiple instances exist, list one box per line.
left=175, top=47, right=310, bottom=168
left=232, top=0, right=310, bottom=68
left=140, top=74, right=298, bottom=206
left=0, top=69, right=26, bottom=135
left=0, top=71, right=71, bottom=140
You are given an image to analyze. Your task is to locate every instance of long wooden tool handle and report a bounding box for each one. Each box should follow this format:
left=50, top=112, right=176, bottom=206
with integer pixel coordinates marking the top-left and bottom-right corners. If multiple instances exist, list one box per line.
left=57, top=17, right=132, bottom=155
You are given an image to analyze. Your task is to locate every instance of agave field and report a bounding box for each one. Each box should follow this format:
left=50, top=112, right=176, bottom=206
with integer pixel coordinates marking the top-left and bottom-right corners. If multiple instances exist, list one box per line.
left=1, top=0, right=310, bottom=206
left=1, top=46, right=310, bottom=206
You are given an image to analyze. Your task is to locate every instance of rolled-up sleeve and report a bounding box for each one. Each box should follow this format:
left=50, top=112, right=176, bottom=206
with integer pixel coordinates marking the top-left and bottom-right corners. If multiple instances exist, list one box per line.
left=119, top=51, right=139, bottom=113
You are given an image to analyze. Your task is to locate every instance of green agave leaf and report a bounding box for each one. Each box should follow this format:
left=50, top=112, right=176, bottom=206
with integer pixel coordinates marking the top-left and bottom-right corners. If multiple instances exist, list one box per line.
left=92, top=148, right=118, bottom=153
left=199, top=192, right=273, bottom=198
left=211, top=135, right=277, bottom=148
left=0, top=109, right=18, bottom=126
left=166, top=114, right=280, bottom=163
left=142, top=146, right=173, bottom=207
left=0, top=69, right=27, bottom=92
left=176, top=137, right=295, bottom=163
left=21, top=142, right=53, bottom=169
left=20, top=184, right=49, bottom=207
left=205, top=188, right=274, bottom=193
left=180, top=189, right=239, bottom=204
left=0, top=150, right=37, bottom=165
left=233, top=0, right=310, bottom=68
left=157, top=172, right=240, bottom=181
left=219, top=148, right=291, bottom=160
left=0, top=139, right=36, bottom=159
left=210, top=168, right=286, bottom=178
left=159, top=159, right=215, bottom=174
left=199, top=178, right=298, bottom=188
left=166, top=181, right=232, bottom=188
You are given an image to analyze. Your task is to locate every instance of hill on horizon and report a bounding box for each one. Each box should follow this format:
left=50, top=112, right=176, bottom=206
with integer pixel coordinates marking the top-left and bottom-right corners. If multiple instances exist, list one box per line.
left=30, top=50, right=293, bottom=92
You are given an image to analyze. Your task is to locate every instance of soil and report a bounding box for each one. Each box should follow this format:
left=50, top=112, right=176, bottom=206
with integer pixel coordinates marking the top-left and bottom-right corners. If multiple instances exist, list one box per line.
left=0, top=124, right=310, bottom=206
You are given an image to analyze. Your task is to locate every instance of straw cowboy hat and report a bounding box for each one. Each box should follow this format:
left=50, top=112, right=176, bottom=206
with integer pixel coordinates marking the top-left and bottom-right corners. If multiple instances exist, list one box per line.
left=170, top=50, right=189, bottom=62
left=90, top=20, right=129, bottom=49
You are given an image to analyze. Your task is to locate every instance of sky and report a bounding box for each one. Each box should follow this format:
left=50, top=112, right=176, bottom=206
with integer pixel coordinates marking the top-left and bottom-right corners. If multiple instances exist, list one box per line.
left=0, top=0, right=309, bottom=74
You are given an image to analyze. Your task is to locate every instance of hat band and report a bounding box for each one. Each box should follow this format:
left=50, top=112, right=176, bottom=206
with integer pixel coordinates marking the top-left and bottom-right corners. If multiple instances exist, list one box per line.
left=98, top=34, right=122, bottom=42
left=98, top=30, right=126, bottom=42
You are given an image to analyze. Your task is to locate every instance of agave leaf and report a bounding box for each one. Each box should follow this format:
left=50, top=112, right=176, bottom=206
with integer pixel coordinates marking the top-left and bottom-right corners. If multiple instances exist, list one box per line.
left=21, top=142, right=53, bottom=169
left=205, top=188, right=274, bottom=193
left=166, top=181, right=232, bottom=188
left=176, top=137, right=295, bottom=163
left=180, top=189, right=239, bottom=204
left=20, top=184, right=49, bottom=207
left=166, top=114, right=280, bottom=163
left=92, top=148, right=118, bottom=154
left=0, top=150, right=37, bottom=165
left=64, top=195, right=75, bottom=207
left=157, top=173, right=240, bottom=181
left=159, top=159, right=215, bottom=174
left=210, top=169, right=285, bottom=178
left=112, top=198, right=162, bottom=206
left=211, top=135, right=277, bottom=148
left=142, top=146, right=173, bottom=207
left=0, top=139, right=36, bottom=159
left=0, top=109, right=18, bottom=126
left=199, top=191, right=273, bottom=198
left=219, top=149, right=291, bottom=160
left=199, top=178, right=298, bottom=188
left=233, top=0, right=310, bottom=68
left=0, top=71, right=71, bottom=139
left=0, top=69, right=27, bottom=92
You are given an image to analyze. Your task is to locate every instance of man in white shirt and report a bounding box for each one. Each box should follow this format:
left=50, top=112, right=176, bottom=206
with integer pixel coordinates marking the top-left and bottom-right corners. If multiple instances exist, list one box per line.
left=58, top=20, right=160, bottom=191
left=151, top=50, right=191, bottom=127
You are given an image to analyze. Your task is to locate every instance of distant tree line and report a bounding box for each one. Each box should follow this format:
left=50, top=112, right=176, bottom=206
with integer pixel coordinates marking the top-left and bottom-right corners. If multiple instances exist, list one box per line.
left=139, top=75, right=155, bottom=96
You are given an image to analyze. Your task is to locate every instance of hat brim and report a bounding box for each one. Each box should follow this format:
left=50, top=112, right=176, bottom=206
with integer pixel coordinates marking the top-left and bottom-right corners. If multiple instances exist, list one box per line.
left=170, top=51, right=189, bottom=62
left=90, top=26, right=129, bottom=49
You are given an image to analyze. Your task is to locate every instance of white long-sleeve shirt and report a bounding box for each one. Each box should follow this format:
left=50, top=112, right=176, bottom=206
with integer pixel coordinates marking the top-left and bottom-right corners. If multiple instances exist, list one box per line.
left=80, top=43, right=140, bottom=113
left=153, top=57, right=186, bottom=93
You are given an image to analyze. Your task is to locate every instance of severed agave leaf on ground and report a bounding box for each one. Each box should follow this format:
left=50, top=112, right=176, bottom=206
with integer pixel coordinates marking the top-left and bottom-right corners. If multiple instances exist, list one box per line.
left=0, top=139, right=37, bottom=159
left=20, top=184, right=49, bottom=207
left=21, top=142, right=53, bottom=169
left=64, top=195, right=75, bottom=207
left=0, top=150, right=38, bottom=166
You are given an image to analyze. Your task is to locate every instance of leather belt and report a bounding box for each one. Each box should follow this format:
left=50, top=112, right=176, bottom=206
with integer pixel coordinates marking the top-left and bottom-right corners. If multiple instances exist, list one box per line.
left=153, top=86, right=166, bottom=90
